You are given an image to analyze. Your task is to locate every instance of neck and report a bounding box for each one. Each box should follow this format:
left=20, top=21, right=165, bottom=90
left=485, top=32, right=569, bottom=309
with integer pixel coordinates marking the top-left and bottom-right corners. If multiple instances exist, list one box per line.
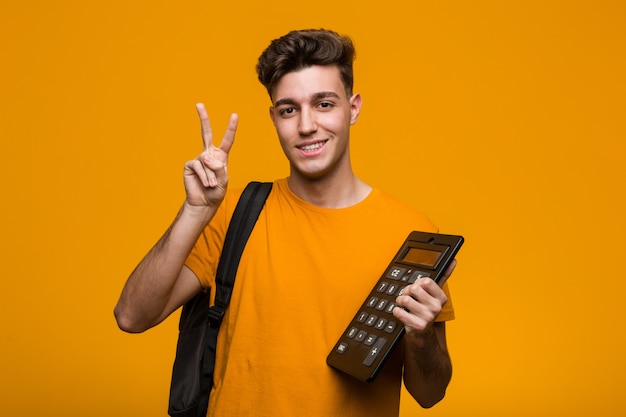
left=287, top=172, right=372, bottom=209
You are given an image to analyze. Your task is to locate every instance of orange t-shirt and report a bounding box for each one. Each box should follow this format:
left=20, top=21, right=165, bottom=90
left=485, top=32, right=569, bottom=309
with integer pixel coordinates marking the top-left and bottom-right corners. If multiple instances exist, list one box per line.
left=185, top=178, right=454, bottom=417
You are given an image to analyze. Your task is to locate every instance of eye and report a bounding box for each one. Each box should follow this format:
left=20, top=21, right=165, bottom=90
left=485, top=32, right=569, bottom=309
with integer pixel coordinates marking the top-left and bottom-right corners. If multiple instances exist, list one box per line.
left=318, top=101, right=334, bottom=110
left=279, top=107, right=296, bottom=116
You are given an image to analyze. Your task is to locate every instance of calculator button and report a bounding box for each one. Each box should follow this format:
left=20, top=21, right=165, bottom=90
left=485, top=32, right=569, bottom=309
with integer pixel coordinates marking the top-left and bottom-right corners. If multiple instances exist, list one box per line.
left=366, top=297, right=379, bottom=308
left=384, top=321, right=398, bottom=333
left=376, top=282, right=389, bottom=292
left=363, top=337, right=387, bottom=366
left=365, top=315, right=378, bottom=327
left=386, top=267, right=406, bottom=281
left=375, top=318, right=388, bottom=330
left=386, top=284, right=399, bottom=296
left=346, top=327, right=359, bottom=339
left=364, top=334, right=378, bottom=346
left=375, top=299, right=389, bottom=311
left=355, top=330, right=367, bottom=342
left=385, top=303, right=396, bottom=314
left=336, top=342, right=348, bottom=354
left=409, top=270, right=431, bottom=283
left=357, top=312, right=368, bottom=323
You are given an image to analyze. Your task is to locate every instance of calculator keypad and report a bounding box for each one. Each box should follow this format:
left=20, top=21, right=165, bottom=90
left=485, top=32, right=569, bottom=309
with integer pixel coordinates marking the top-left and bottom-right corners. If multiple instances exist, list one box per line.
left=332, top=266, right=431, bottom=367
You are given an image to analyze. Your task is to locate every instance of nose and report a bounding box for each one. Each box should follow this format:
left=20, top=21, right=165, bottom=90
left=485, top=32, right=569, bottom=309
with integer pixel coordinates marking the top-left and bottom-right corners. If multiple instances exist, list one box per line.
left=298, top=107, right=317, bottom=136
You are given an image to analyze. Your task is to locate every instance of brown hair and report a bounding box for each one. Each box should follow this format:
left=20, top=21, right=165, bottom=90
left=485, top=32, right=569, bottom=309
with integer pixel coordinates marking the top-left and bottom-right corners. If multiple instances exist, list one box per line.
left=256, top=29, right=356, bottom=98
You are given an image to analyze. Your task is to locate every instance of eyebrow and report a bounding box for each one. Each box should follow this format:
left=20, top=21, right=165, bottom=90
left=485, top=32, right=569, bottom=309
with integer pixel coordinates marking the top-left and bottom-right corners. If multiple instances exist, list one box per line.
left=273, top=91, right=341, bottom=108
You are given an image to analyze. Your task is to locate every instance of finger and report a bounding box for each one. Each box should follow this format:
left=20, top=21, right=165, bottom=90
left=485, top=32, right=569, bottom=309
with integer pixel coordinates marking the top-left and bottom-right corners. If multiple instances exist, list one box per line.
left=216, top=113, right=238, bottom=155
left=399, top=279, right=447, bottom=307
left=394, top=284, right=444, bottom=329
left=185, top=159, right=211, bottom=188
left=205, top=166, right=218, bottom=188
left=196, top=103, right=213, bottom=152
left=200, top=113, right=237, bottom=185
left=199, top=149, right=226, bottom=182
left=392, top=301, right=431, bottom=332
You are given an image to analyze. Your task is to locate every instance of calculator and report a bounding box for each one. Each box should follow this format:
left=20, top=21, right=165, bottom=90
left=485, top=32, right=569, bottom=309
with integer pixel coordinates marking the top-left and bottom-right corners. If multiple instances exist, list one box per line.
left=326, top=231, right=464, bottom=382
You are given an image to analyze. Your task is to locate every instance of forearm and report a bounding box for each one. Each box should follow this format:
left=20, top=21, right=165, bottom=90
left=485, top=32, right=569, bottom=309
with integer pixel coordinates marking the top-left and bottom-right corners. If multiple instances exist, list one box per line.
left=114, top=202, right=214, bottom=332
left=402, top=322, right=452, bottom=408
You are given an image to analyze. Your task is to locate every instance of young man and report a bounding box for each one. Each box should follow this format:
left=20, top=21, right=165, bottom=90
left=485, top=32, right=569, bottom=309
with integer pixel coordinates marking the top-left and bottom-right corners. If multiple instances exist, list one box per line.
left=115, top=29, right=456, bottom=416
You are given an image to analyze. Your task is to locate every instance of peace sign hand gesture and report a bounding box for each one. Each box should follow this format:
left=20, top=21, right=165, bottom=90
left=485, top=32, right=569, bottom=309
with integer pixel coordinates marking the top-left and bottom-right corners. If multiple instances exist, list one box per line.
left=183, top=103, right=237, bottom=210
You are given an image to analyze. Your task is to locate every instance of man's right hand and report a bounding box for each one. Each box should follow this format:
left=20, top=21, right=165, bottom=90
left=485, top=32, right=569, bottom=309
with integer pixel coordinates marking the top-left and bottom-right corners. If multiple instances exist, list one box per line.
left=115, top=103, right=237, bottom=333
left=183, top=103, right=238, bottom=209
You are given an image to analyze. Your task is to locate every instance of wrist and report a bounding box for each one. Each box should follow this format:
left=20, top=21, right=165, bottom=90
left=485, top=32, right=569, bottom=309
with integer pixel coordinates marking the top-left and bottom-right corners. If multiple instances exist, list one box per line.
left=180, top=201, right=215, bottom=225
left=405, top=325, right=437, bottom=349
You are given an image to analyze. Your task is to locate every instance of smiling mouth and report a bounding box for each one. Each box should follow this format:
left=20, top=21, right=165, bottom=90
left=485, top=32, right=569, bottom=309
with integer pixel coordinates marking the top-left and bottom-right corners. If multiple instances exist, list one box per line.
left=297, top=140, right=328, bottom=152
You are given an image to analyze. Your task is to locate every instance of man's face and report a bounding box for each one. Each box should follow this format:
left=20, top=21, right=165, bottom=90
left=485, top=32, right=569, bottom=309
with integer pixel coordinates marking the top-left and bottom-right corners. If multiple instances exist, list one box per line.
left=269, top=65, right=362, bottom=183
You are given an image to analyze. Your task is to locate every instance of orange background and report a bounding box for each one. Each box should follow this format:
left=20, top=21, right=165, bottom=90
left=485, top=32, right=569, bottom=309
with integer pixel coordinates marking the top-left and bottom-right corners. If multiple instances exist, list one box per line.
left=1, top=1, right=625, bottom=416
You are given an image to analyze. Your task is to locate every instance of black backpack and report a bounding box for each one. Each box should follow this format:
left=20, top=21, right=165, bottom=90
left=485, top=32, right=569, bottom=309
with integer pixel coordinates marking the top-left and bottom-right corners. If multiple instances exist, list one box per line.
left=168, top=181, right=273, bottom=417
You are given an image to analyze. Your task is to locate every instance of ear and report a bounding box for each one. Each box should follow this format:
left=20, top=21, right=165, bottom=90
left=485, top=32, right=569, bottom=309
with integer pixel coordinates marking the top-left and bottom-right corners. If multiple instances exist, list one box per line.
left=349, top=93, right=362, bottom=125
left=269, top=105, right=276, bottom=124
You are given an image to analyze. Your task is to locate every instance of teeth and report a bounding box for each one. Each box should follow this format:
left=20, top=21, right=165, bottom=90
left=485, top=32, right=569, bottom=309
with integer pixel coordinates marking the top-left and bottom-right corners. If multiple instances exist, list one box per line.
left=300, top=142, right=325, bottom=151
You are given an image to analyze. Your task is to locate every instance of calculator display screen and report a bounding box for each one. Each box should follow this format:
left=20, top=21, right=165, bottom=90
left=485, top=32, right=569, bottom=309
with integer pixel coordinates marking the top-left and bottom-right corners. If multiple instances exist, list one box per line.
left=401, top=247, right=442, bottom=267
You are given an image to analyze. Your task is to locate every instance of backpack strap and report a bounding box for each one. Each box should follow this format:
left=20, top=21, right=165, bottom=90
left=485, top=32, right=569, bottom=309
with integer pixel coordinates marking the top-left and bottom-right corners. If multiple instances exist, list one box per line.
left=168, top=181, right=272, bottom=417
left=208, top=181, right=273, bottom=327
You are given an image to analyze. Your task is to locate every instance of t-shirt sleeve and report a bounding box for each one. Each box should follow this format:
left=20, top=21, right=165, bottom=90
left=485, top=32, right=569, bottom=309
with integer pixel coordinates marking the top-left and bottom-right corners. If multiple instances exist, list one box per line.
left=184, top=191, right=238, bottom=290
left=436, top=281, right=455, bottom=322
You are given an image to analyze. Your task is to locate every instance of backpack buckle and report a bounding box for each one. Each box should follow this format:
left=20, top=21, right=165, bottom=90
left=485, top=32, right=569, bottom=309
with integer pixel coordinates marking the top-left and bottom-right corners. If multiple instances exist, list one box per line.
left=207, top=305, right=225, bottom=328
